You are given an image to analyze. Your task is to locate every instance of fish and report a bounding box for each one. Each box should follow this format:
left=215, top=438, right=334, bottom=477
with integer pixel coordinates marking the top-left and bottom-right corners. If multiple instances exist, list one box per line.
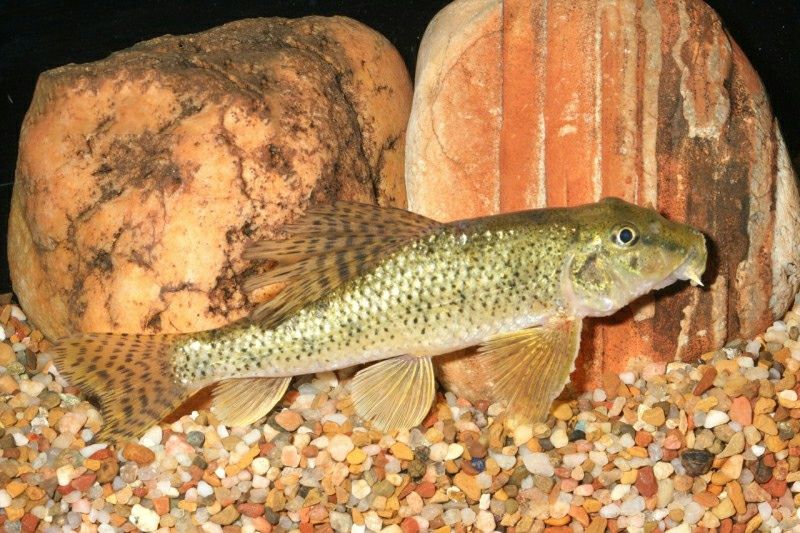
left=52, top=197, right=707, bottom=441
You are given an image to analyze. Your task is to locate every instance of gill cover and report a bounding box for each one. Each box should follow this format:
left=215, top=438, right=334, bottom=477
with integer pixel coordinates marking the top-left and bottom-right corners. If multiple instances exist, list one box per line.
left=565, top=198, right=707, bottom=317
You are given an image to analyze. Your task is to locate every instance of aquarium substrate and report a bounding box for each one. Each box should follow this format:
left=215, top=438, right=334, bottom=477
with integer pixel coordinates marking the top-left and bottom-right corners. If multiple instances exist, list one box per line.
left=2, top=297, right=800, bottom=532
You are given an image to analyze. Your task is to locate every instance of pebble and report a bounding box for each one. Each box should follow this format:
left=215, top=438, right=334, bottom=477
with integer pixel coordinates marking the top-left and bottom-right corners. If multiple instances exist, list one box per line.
left=129, top=504, right=160, bottom=532
left=523, top=452, right=554, bottom=476
left=681, top=449, right=714, bottom=476
left=328, top=434, right=354, bottom=462
left=703, top=410, right=730, bottom=428
left=275, top=410, right=303, bottom=431
left=550, top=428, right=569, bottom=448
left=3, top=298, right=800, bottom=532
left=122, top=443, right=155, bottom=465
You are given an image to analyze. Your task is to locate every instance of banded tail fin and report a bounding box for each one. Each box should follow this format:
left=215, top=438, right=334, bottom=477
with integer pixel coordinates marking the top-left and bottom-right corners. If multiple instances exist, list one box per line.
left=52, top=332, right=193, bottom=442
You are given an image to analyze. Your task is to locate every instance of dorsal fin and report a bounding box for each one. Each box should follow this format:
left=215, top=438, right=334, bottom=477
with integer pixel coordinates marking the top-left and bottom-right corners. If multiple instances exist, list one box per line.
left=244, top=202, right=440, bottom=328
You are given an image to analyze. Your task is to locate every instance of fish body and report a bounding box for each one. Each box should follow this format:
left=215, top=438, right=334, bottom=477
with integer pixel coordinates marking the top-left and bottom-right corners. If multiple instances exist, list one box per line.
left=54, top=198, right=707, bottom=441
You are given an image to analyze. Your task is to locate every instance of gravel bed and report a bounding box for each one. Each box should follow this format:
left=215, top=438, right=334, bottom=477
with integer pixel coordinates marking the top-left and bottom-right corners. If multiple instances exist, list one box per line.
left=2, top=294, right=800, bottom=532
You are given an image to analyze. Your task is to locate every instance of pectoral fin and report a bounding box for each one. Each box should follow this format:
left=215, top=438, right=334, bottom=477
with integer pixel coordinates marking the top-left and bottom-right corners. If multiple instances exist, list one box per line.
left=475, top=319, right=582, bottom=424
left=351, top=356, right=435, bottom=431
left=211, top=376, right=292, bottom=427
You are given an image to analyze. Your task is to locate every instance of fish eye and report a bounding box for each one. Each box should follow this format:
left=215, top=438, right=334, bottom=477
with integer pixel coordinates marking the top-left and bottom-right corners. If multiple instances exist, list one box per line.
left=613, top=225, right=638, bottom=246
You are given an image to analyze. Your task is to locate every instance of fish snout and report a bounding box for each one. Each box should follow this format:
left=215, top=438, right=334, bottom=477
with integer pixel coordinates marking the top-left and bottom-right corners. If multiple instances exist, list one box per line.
left=681, top=231, right=708, bottom=287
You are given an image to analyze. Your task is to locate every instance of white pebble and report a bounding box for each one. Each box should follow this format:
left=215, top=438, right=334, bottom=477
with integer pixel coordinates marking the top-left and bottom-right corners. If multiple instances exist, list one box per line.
left=445, top=443, right=464, bottom=460
left=197, top=480, right=214, bottom=497
left=619, top=372, right=636, bottom=385
left=460, top=507, right=476, bottom=525
left=10, top=305, right=26, bottom=321
left=745, top=340, right=762, bottom=354
left=703, top=410, right=730, bottom=428
left=522, top=453, right=554, bottom=476
left=683, top=501, right=704, bottom=524
left=592, top=388, right=607, bottom=402
left=56, top=465, right=75, bottom=486
left=429, top=442, right=448, bottom=462
left=18, top=379, right=45, bottom=397
left=620, top=495, right=645, bottom=515
left=129, top=504, right=160, bottom=532
left=243, top=428, right=262, bottom=446
left=328, top=434, right=354, bottom=462
left=665, top=525, right=691, bottom=533
left=351, top=479, right=371, bottom=499
left=599, top=503, right=621, bottom=518
left=779, top=390, right=798, bottom=402
left=562, top=453, right=587, bottom=468
left=0, top=489, right=11, bottom=508
left=80, top=443, right=108, bottom=458
left=251, top=457, right=269, bottom=476
left=653, top=462, right=674, bottom=480
left=12, top=433, right=29, bottom=446
left=513, top=425, right=533, bottom=446
left=550, top=428, right=569, bottom=448
left=610, top=483, right=631, bottom=500
left=489, top=452, right=516, bottom=471
left=139, top=426, right=162, bottom=447
left=321, top=413, right=348, bottom=425
left=478, top=493, right=490, bottom=510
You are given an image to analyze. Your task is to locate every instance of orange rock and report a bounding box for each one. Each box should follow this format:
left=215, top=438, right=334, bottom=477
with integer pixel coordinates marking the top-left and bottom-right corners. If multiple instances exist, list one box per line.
left=10, top=17, right=411, bottom=341
left=122, top=442, right=155, bottom=465
left=407, top=0, right=800, bottom=394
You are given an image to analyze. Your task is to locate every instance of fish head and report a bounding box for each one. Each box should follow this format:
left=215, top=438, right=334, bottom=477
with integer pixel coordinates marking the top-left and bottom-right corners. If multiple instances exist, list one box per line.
left=564, top=197, right=707, bottom=317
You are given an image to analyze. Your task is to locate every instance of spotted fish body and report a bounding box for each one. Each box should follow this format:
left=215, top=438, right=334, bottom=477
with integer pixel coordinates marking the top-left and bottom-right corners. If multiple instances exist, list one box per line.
left=174, top=215, right=573, bottom=383
left=54, top=198, right=707, bottom=441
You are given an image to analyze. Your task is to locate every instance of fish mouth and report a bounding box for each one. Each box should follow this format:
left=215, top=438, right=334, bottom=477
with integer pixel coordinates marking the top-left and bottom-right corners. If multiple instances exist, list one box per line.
left=647, top=232, right=707, bottom=292
left=673, top=232, right=708, bottom=287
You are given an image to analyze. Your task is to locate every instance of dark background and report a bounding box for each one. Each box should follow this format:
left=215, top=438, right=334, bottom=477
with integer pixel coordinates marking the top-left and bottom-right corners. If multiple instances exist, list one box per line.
left=1, top=0, right=799, bottom=295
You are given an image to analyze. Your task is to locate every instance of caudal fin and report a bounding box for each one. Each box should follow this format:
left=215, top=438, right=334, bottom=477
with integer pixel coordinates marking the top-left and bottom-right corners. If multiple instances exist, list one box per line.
left=52, top=332, right=192, bottom=442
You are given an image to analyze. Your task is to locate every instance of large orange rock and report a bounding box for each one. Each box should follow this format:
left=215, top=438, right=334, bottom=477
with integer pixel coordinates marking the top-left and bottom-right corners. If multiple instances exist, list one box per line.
left=407, top=0, right=800, bottom=394
left=10, top=17, right=411, bottom=340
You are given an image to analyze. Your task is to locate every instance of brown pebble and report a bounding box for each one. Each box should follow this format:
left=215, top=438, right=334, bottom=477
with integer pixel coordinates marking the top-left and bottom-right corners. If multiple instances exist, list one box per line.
left=274, top=410, right=303, bottom=431
left=635, top=466, right=657, bottom=497
left=416, top=482, right=436, bottom=498
left=238, top=503, right=265, bottom=518
left=70, top=473, right=96, bottom=492
left=122, top=443, right=155, bottom=465
left=211, top=505, right=240, bottom=526
left=401, top=517, right=420, bottom=533
left=694, top=367, right=718, bottom=395
left=681, top=449, right=714, bottom=476
left=0, top=343, right=15, bottom=366
left=761, top=477, right=787, bottom=497
left=0, top=374, right=19, bottom=394
left=153, top=496, right=170, bottom=515
left=20, top=512, right=39, bottom=533
left=466, top=438, right=487, bottom=459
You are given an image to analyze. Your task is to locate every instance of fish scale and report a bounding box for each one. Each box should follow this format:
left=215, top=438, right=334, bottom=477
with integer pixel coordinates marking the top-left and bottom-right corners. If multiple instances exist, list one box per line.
left=172, top=217, right=574, bottom=384
left=53, top=198, right=707, bottom=441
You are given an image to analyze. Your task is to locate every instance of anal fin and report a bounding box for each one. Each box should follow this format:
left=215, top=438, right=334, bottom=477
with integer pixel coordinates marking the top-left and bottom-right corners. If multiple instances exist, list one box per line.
left=474, top=319, right=582, bottom=425
left=351, top=356, right=435, bottom=431
left=211, top=377, right=292, bottom=427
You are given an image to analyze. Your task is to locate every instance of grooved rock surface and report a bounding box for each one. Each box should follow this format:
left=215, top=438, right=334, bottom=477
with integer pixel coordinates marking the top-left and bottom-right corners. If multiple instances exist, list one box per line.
left=407, top=0, right=800, bottom=394
left=10, top=16, right=412, bottom=340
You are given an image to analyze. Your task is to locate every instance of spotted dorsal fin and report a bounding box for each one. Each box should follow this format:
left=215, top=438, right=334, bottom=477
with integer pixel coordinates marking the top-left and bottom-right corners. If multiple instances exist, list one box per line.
left=243, top=202, right=440, bottom=328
